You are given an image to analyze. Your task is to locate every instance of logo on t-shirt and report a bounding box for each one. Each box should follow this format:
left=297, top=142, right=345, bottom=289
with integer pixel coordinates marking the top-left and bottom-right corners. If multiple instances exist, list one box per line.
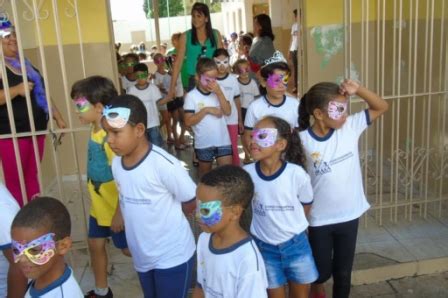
left=198, top=102, right=205, bottom=109
left=252, top=194, right=266, bottom=216
left=310, top=152, right=332, bottom=176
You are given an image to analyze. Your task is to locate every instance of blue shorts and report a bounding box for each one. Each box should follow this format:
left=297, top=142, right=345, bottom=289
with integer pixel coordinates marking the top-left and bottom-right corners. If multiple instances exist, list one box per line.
left=253, top=232, right=318, bottom=288
left=137, top=255, right=194, bottom=298
left=195, top=145, right=232, bottom=162
left=146, top=126, right=164, bottom=147
left=88, top=216, right=128, bottom=249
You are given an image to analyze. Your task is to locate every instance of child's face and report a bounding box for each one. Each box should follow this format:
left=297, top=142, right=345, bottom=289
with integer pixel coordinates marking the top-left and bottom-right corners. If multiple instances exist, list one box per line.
left=318, top=94, right=348, bottom=129
left=195, top=183, right=235, bottom=233
left=237, top=63, right=250, bottom=79
left=214, top=55, right=230, bottom=75
left=264, top=69, right=289, bottom=98
left=197, top=69, right=218, bottom=92
left=11, top=227, right=64, bottom=280
left=250, top=119, right=285, bottom=161
left=135, top=70, right=149, bottom=85
left=238, top=41, right=249, bottom=55
left=73, top=96, right=101, bottom=125
left=124, top=58, right=137, bottom=75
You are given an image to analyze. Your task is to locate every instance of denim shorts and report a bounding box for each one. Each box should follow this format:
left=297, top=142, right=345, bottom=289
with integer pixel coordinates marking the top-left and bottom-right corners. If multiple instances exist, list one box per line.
left=253, top=231, right=318, bottom=288
left=146, top=126, right=164, bottom=147
left=88, top=216, right=128, bottom=249
left=195, top=145, right=232, bottom=162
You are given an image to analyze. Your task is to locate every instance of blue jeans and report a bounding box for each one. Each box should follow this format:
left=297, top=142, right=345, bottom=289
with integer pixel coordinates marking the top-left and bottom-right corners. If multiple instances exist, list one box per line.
left=137, top=255, right=194, bottom=298
left=146, top=126, right=163, bottom=147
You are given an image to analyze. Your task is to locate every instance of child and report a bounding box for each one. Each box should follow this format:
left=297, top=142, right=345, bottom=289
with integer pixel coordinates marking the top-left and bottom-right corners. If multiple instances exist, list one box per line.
left=127, top=63, right=170, bottom=148
left=71, top=76, right=130, bottom=298
left=193, top=165, right=268, bottom=298
left=213, top=48, right=242, bottom=166
left=244, top=116, right=318, bottom=298
left=0, top=183, right=27, bottom=297
left=184, top=57, right=232, bottom=177
left=152, top=53, right=172, bottom=145
left=243, top=51, right=299, bottom=161
left=299, top=80, right=388, bottom=298
left=102, top=94, right=197, bottom=298
left=238, top=34, right=252, bottom=60
left=11, top=196, right=83, bottom=297
left=233, top=58, right=260, bottom=164
left=120, top=53, right=139, bottom=93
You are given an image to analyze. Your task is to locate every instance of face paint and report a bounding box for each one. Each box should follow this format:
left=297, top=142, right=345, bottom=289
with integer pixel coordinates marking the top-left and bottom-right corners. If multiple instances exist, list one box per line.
left=136, top=72, right=148, bottom=80
left=74, top=97, right=91, bottom=113
left=126, top=62, right=136, bottom=67
left=251, top=128, right=278, bottom=148
left=12, top=233, right=56, bottom=265
left=200, top=74, right=216, bottom=87
left=154, top=56, right=165, bottom=65
left=266, top=73, right=289, bottom=89
left=239, top=66, right=250, bottom=74
left=327, top=100, right=348, bottom=120
left=197, top=200, right=223, bottom=227
left=214, top=58, right=229, bottom=67
left=103, top=106, right=131, bottom=128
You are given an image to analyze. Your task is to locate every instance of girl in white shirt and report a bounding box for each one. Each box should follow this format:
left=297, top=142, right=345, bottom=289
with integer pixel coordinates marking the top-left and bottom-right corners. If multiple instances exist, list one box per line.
left=298, top=79, right=388, bottom=298
left=244, top=116, right=318, bottom=298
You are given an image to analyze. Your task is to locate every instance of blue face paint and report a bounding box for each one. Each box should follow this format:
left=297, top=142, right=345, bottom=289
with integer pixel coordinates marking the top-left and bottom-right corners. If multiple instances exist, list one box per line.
left=197, top=200, right=223, bottom=227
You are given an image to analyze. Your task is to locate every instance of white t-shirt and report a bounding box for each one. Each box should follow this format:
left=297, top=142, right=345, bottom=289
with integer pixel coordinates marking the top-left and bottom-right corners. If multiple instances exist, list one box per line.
left=154, top=71, right=169, bottom=96
left=0, top=185, right=20, bottom=298
left=299, top=110, right=371, bottom=227
left=290, top=22, right=299, bottom=51
left=112, top=145, right=196, bottom=272
left=127, top=84, right=162, bottom=129
left=121, top=75, right=137, bottom=93
left=184, top=88, right=231, bottom=149
left=244, top=162, right=313, bottom=245
left=196, top=233, right=268, bottom=298
left=244, top=95, right=299, bottom=130
left=25, top=266, right=83, bottom=298
left=238, top=78, right=260, bottom=109
left=216, top=73, right=241, bottom=125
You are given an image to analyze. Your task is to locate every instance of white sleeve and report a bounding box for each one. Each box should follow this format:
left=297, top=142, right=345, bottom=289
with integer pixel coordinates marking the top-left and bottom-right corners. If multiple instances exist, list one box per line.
left=252, top=82, right=260, bottom=97
left=160, top=158, right=196, bottom=203
left=244, top=102, right=257, bottom=129
left=347, top=109, right=370, bottom=137
left=236, top=254, right=268, bottom=298
left=233, top=78, right=241, bottom=98
left=196, top=233, right=205, bottom=288
left=0, top=189, right=19, bottom=250
left=297, top=170, right=313, bottom=205
left=183, top=93, right=196, bottom=113
left=152, top=86, right=163, bottom=102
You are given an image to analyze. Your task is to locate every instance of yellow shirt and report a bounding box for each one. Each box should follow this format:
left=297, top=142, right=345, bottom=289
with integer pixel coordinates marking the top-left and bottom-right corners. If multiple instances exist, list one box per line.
left=87, top=128, right=118, bottom=226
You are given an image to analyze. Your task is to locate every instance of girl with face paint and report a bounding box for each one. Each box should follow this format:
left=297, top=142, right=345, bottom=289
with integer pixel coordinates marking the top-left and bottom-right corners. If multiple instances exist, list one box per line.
left=243, top=116, right=318, bottom=298
left=298, top=80, right=388, bottom=298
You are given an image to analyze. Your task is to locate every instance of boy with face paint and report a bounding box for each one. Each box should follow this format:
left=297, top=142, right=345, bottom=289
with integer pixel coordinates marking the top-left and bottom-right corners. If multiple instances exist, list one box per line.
left=120, top=53, right=139, bottom=93
left=71, top=76, right=129, bottom=298
left=11, top=196, right=83, bottom=297
left=193, top=165, right=268, bottom=298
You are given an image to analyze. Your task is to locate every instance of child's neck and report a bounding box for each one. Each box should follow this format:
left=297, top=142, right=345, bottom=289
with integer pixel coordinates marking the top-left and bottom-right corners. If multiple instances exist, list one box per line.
left=312, top=121, right=332, bottom=137
left=259, top=156, right=283, bottom=176
left=126, top=73, right=136, bottom=81
left=34, top=258, right=66, bottom=290
left=157, top=68, right=166, bottom=75
left=217, top=72, right=228, bottom=79
left=136, top=82, right=149, bottom=89
left=122, top=138, right=150, bottom=168
left=197, top=85, right=210, bottom=94
left=238, top=76, right=250, bottom=84
left=92, top=119, right=102, bottom=133
left=266, top=92, right=284, bottom=103
left=212, top=223, right=247, bottom=250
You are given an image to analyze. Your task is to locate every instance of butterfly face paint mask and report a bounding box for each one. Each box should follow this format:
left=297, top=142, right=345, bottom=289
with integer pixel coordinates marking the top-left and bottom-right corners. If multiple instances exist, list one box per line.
left=12, top=233, right=56, bottom=265
left=327, top=100, right=348, bottom=120
left=214, top=58, right=229, bottom=67
left=103, top=106, right=131, bottom=129
left=266, top=73, right=289, bottom=89
left=251, top=128, right=278, bottom=148
left=200, top=75, right=216, bottom=87
left=136, top=72, right=149, bottom=80
left=74, top=97, right=91, bottom=113
left=197, top=200, right=223, bottom=227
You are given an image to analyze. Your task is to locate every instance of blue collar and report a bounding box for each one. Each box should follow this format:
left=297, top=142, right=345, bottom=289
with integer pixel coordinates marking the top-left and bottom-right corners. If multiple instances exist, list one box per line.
left=263, top=95, right=286, bottom=107
left=209, top=234, right=253, bottom=255
left=255, top=161, right=287, bottom=181
left=307, top=127, right=334, bottom=142
left=29, top=265, right=71, bottom=297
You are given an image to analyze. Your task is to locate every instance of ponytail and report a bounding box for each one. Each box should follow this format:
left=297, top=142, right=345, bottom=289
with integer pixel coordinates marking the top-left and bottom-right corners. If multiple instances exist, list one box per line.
left=298, top=93, right=311, bottom=131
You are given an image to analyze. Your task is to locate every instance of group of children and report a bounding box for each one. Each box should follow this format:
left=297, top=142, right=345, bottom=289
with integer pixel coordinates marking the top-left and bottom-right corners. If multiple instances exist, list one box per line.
left=0, top=45, right=388, bottom=298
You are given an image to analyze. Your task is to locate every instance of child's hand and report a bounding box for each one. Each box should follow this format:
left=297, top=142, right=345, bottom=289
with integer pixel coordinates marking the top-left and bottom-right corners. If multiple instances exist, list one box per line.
left=339, top=79, right=360, bottom=96
left=208, top=81, right=222, bottom=95
left=238, top=121, right=244, bottom=134
left=206, top=107, right=223, bottom=118
left=111, top=211, right=125, bottom=233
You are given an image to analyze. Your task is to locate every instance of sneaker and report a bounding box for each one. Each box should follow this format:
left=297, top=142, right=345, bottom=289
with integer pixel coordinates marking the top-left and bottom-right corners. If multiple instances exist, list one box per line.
left=84, top=288, right=113, bottom=298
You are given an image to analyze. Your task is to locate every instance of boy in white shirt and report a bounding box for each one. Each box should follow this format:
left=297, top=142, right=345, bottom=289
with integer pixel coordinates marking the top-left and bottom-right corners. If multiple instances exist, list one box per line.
left=0, top=184, right=27, bottom=297
left=120, top=53, right=138, bottom=93
left=102, top=94, right=197, bottom=298
left=11, top=196, right=83, bottom=298
left=193, top=165, right=268, bottom=298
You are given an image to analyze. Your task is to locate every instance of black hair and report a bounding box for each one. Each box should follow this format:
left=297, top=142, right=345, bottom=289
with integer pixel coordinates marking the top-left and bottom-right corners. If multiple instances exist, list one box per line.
left=232, top=59, right=250, bottom=74
left=299, top=82, right=340, bottom=131
left=107, top=94, right=147, bottom=129
left=196, top=57, right=217, bottom=75
left=260, top=61, right=290, bottom=79
left=134, top=63, right=148, bottom=73
left=239, top=34, right=253, bottom=47
left=254, top=14, right=275, bottom=41
left=293, top=9, right=298, bottom=16
left=200, top=165, right=254, bottom=210
left=124, top=53, right=139, bottom=62
left=138, top=52, right=147, bottom=61
left=70, top=75, right=118, bottom=105
left=213, top=48, right=229, bottom=58
left=191, top=2, right=216, bottom=47
left=12, top=197, right=71, bottom=240
left=261, top=116, right=307, bottom=168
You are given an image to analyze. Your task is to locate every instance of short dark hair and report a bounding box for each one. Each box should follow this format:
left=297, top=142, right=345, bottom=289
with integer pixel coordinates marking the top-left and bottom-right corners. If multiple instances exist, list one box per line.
left=293, top=9, right=298, bottom=16
left=200, top=165, right=254, bottom=209
left=107, top=94, right=147, bottom=129
left=124, top=53, right=139, bottom=62
left=134, top=63, right=148, bottom=73
left=70, top=75, right=118, bottom=105
left=239, top=34, right=253, bottom=47
left=196, top=57, right=217, bottom=75
left=213, top=48, right=230, bottom=58
left=12, top=197, right=71, bottom=240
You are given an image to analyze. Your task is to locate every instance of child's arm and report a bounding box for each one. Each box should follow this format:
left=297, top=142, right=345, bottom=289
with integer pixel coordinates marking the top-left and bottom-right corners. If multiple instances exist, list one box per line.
left=4, top=249, right=28, bottom=297
left=184, top=108, right=222, bottom=127
left=157, top=96, right=173, bottom=106
left=110, top=204, right=124, bottom=233
left=192, top=286, right=205, bottom=298
left=182, top=198, right=196, bottom=217
left=167, top=33, right=187, bottom=100
left=302, top=204, right=312, bottom=216
left=208, top=81, right=231, bottom=116
left=235, top=96, right=244, bottom=134
left=340, top=79, right=389, bottom=123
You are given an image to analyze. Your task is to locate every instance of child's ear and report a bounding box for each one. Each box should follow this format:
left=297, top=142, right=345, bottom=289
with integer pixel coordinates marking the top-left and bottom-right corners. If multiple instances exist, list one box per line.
left=313, top=108, right=325, bottom=121
left=94, top=102, right=104, bottom=114
left=259, top=77, right=267, bottom=88
left=276, top=138, right=287, bottom=152
left=135, top=123, right=146, bottom=137
left=56, top=236, right=72, bottom=256
left=230, top=205, right=243, bottom=221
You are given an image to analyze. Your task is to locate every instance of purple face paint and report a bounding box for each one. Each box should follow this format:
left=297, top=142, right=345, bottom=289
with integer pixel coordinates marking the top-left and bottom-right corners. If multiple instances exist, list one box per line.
left=327, top=100, right=348, bottom=120
left=200, top=74, right=216, bottom=87
left=251, top=128, right=278, bottom=148
left=266, top=73, right=289, bottom=89
left=12, top=233, right=56, bottom=265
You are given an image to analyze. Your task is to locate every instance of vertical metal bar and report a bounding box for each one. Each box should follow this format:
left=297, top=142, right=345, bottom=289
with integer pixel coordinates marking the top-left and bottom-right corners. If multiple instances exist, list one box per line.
left=438, top=0, right=446, bottom=217
left=74, top=0, right=86, bottom=78
left=375, top=0, right=381, bottom=222
left=390, top=0, right=397, bottom=218
left=394, top=0, right=402, bottom=222
left=379, top=0, right=386, bottom=225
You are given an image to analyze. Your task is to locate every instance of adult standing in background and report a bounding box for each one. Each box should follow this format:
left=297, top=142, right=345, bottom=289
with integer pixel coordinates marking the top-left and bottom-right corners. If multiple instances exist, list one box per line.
left=289, top=9, right=300, bottom=94
left=248, top=14, right=276, bottom=78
